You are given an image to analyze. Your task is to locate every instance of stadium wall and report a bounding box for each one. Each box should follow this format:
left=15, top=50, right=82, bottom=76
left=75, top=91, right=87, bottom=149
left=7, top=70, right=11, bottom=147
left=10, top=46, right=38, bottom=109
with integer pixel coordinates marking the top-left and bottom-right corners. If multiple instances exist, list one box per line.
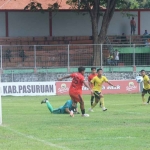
left=1, top=72, right=139, bottom=82
left=140, top=11, right=150, bottom=34
left=0, top=12, right=6, bottom=36
left=0, top=10, right=149, bottom=37
left=53, top=11, right=138, bottom=36
left=8, top=12, right=49, bottom=37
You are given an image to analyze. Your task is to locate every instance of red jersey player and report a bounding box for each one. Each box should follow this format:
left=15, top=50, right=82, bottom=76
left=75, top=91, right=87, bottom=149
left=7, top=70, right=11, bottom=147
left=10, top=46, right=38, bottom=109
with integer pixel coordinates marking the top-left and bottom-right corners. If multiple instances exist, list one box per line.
left=88, top=67, right=97, bottom=106
left=58, top=66, right=93, bottom=117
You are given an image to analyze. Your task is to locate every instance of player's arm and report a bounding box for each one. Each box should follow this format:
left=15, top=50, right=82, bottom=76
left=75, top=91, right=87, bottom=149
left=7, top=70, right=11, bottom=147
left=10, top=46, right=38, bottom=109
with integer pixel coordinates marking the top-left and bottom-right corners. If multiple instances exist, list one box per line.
left=106, top=81, right=116, bottom=87
left=57, top=75, right=71, bottom=81
left=90, top=78, right=95, bottom=89
left=65, top=108, right=74, bottom=117
left=64, top=108, right=71, bottom=114
left=83, top=80, right=94, bottom=94
left=88, top=77, right=92, bottom=89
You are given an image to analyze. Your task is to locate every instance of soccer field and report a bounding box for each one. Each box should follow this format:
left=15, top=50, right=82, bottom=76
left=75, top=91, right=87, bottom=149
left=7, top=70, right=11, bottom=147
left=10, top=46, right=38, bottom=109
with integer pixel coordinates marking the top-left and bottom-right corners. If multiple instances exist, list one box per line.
left=1, top=94, right=150, bottom=150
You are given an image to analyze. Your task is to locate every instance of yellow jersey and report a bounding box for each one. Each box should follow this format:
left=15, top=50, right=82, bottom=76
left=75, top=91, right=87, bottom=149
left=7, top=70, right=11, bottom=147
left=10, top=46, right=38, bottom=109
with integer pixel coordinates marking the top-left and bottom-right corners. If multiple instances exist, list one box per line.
left=91, top=75, right=108, bottom=92
left=143, top=75, right=150, bottom=90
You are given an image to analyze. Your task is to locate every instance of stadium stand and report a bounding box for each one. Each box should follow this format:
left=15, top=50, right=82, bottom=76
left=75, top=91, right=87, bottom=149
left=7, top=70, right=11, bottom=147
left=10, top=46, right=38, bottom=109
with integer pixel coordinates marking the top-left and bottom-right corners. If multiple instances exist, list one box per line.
left=0, top=35, right=146, bottom=45
left=0, top=35, right=148, bottom=69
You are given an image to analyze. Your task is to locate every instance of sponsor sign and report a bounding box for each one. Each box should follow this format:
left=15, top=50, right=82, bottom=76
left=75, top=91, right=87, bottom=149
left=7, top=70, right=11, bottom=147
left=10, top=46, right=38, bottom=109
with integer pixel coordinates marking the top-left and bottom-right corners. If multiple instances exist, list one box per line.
left=56, top=80, right=139, bottom=95
left=1, top=82, right=56, bottom=96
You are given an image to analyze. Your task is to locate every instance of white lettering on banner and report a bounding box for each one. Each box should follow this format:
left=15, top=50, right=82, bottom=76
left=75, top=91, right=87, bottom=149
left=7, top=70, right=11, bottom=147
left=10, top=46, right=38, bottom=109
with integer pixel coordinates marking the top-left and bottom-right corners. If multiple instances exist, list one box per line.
left=102, top=86, right=105, bottom=90
left=82, top=86, right=89, bottom=90
left=1, top=82, right=56, bottom=96
left=107, top=85, right=120, bottom=90
left=82, top=85, right=105, bottom=90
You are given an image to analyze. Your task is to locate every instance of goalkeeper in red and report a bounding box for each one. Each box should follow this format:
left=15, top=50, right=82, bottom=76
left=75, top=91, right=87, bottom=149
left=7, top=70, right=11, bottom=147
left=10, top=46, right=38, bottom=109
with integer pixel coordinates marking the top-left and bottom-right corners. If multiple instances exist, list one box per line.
left=89, top=68, right=116, bottom=112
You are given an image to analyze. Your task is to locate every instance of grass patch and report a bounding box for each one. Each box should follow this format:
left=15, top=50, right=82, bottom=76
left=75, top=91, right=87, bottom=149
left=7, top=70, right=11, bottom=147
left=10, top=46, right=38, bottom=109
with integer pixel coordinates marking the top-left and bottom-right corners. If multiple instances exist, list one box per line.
left=1, top=94, right=150, bottom=150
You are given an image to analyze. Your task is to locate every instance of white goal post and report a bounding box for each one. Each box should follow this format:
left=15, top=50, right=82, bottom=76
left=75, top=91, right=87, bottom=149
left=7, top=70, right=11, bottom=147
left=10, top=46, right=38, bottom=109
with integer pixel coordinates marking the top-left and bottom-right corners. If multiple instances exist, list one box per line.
left=0, top=46, right=2, bottom=125
left=0, top=79, right=2, bottom=125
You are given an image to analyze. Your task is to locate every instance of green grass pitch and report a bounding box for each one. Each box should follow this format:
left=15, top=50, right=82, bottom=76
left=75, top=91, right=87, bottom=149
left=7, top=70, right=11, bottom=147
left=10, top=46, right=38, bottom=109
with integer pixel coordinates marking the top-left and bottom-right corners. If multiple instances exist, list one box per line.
left=1, top=94, right=150, bottom=150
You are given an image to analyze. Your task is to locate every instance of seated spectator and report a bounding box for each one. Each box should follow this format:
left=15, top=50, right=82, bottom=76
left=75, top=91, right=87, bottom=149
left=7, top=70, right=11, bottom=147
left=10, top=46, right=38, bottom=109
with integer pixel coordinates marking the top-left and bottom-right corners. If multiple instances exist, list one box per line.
left=107, top=53, right=115, bottom=66
left=143, top=30, right=148, bottom=36
left=121, top=33, right=127, bottom=44
left=142, top=30, right=149, bottom=44
left=145, top=39, right=150, bottom=47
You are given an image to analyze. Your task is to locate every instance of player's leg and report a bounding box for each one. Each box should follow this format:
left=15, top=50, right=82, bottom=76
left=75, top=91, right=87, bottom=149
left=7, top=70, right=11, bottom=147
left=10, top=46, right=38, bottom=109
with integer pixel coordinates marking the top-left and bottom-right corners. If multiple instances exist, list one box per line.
left=142, top=89, right=147, bottom=104
left=90, top=94, right=95, bottom=106
left=78, top=95, right=89, bottom=117
left=41, top=98, right=53, bottom=113
left=147, top=90, right=150, bottom=104
left=99, top=93, right=103, bottom=107
left=147, top=96, right=150, bottom=104
left=89, top=91, right=100, bottom=111
left=99, top=94, right=107, bottom=111
left=70, top=93, right=89, bottom=117
left=53, top=107, right=62, bottom=114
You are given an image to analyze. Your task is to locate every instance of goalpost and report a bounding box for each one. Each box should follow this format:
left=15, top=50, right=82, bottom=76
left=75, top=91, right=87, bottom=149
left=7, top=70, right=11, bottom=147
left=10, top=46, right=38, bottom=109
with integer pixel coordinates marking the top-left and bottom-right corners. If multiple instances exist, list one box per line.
left=0, top=46, right=2, bottom=125
left=0, top=82, right=2, bottom=125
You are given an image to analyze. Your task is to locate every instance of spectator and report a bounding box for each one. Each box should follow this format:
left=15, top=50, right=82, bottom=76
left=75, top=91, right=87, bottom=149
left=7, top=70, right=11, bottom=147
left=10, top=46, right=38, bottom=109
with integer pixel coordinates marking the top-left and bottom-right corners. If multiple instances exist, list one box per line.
left=143, top=30, right=148, bottom=36
left=143, top=30, right=150, bottom=45
left=145, top=39, right=150, bottom=47
left=114, top=49, right=119, bottom=66
left=130, top=17, right=136, bottom=35
left=121, top=33, right=127, bottom=44
left=107, top=53, right=114, bottom=66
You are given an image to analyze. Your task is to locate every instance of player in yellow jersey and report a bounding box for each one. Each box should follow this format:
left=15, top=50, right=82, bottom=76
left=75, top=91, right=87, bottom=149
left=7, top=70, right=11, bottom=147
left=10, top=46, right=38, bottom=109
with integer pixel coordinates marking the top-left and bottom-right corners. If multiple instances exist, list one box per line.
left=140, top=70, right=150, bottom=104
left=89, top=68, right=116, bottom=111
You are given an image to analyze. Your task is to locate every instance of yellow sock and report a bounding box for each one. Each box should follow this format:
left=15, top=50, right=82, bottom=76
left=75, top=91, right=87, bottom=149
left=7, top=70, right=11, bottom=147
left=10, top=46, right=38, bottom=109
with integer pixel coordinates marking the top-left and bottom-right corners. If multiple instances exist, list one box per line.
left=91, top=102, right=97, bottom=109
left=142, top=96, right=145, bottom=103
left=100, top=98, right=105, bottom=108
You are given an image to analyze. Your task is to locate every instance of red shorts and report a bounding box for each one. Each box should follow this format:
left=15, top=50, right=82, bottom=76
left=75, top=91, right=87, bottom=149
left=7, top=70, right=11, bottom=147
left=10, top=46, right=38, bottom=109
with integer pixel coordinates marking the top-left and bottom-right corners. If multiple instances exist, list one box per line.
left=69, top=93, right=83, bottom=103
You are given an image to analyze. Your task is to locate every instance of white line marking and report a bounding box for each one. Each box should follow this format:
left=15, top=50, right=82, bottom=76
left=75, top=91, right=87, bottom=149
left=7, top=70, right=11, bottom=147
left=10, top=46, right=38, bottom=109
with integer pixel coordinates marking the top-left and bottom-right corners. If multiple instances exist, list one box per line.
left=1, top=125, right=70, bottom=150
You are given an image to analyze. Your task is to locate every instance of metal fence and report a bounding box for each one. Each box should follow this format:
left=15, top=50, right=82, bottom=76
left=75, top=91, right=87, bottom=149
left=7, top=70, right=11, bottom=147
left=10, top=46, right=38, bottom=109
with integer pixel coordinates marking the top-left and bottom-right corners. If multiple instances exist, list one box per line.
left=0, top=44, right=149, bottom=70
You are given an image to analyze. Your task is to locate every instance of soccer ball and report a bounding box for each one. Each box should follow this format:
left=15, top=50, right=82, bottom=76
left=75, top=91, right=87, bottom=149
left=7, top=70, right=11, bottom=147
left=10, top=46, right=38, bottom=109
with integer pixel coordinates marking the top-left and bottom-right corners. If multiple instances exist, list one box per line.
left=135, top=76, right=143, bottom=83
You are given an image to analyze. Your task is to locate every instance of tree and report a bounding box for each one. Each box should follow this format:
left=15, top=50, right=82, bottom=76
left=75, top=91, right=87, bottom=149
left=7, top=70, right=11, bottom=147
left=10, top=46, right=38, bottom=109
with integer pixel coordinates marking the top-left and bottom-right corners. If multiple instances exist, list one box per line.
left=24, top=0, right=142, bottom=66
left=65, top=0, right=116, bottom=66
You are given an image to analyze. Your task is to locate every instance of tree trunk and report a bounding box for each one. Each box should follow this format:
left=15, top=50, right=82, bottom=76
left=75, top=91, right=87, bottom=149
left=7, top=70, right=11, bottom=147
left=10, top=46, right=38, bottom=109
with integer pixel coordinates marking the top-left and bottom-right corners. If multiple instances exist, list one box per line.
left=91, top=17, right=101, bottom=66
left=91, top=0, right=117, bottom=66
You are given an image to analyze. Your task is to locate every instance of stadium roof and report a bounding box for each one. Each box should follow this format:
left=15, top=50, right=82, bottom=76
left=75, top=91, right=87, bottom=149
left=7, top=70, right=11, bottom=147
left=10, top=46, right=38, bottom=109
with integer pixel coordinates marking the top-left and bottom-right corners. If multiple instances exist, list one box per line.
left=0, top=0, right=70, bottom=10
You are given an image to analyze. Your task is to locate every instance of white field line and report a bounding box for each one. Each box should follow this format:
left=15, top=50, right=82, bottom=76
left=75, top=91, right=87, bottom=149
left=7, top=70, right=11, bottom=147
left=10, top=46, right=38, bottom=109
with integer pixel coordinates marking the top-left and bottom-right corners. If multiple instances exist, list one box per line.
left=2, top=125, right=70, bottom=150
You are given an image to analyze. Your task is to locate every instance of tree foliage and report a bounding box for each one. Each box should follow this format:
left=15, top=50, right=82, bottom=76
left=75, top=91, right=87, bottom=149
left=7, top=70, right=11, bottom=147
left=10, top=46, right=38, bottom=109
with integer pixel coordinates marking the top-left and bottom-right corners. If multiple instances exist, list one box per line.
left=24, top=1, right=42, bottom=10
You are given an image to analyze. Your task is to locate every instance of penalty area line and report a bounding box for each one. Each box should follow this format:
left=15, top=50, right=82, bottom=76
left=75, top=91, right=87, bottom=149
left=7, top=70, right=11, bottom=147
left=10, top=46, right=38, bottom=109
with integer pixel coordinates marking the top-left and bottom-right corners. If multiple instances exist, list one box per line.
left=2, top=125, right=70, bottom=150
